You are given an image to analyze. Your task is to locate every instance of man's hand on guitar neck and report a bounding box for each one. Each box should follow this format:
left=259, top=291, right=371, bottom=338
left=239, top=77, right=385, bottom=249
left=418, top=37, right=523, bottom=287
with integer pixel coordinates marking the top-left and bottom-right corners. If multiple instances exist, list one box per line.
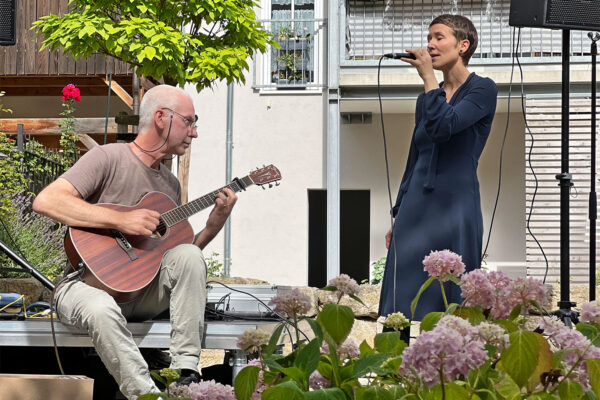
left=194, top=188, right=238, bottom=249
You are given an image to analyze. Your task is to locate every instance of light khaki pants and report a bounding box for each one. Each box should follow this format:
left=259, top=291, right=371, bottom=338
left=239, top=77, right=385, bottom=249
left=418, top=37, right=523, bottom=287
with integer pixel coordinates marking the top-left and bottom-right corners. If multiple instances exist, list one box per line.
left=55, top=244, right=207, bottom=400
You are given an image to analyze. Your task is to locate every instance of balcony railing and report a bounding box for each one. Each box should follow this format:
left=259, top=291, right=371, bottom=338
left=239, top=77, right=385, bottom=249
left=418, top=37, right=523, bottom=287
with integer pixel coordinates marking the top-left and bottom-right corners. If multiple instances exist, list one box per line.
left=253, top=19, right=327, bottom=89
left=345, top=0, right=593, bottom=65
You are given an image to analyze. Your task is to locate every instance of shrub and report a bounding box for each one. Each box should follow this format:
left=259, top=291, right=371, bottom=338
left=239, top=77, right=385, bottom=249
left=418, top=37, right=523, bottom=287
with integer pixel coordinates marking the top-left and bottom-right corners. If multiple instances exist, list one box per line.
left=0, top=193, right=66, bottom=281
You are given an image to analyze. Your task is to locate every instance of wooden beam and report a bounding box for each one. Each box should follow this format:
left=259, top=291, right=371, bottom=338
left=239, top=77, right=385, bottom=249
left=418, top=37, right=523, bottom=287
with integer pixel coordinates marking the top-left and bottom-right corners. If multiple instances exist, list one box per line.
left=104, top=78, right=133, bottom=110
left=0, top=118, right=118, bottom=135
left=0, top=75, right=132, bottom=97
left=178, top=147, right=191, bottom=204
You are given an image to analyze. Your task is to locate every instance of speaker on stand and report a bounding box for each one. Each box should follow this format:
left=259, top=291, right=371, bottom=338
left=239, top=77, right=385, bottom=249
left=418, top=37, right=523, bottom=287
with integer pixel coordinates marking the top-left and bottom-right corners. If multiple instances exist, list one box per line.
left=509, top=0, right=600, bottom=325
left=0, top=0, right=16, bottom=46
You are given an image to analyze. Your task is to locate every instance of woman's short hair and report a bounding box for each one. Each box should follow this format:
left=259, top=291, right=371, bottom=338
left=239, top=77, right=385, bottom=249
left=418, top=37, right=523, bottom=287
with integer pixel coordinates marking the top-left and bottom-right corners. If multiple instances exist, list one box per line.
left=430, top=14, right=478, bottom=65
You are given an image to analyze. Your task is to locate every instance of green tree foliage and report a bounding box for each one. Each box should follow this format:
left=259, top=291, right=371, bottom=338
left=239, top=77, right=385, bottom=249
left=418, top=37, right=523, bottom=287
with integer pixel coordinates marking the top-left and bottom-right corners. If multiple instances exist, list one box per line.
left=32, top=0, right=272, bottom=90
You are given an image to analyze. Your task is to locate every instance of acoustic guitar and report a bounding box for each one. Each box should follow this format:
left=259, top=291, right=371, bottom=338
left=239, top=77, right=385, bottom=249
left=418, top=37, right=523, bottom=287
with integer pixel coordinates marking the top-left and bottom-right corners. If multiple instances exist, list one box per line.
left=64, top=165, right=281, bottom=303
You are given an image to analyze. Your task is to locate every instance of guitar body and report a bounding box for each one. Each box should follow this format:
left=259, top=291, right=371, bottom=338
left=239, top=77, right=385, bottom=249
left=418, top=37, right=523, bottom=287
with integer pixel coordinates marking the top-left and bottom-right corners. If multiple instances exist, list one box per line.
left=65, top=192, right=194, bottom=303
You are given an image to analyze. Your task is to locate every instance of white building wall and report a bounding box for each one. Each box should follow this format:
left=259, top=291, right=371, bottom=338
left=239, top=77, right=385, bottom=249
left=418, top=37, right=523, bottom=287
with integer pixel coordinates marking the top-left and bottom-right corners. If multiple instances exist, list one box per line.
left=340, top=109, right=526, bottom=269
left=186, top=81, right=325, bottom=286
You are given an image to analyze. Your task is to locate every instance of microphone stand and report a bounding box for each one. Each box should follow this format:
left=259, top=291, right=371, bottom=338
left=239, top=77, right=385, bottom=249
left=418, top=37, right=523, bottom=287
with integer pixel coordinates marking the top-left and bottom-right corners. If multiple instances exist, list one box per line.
left=589, top=32, right=600, bottom=301
left=0, top=239, right=55, bottom=291
left=552, top=29, right=578, bottom=327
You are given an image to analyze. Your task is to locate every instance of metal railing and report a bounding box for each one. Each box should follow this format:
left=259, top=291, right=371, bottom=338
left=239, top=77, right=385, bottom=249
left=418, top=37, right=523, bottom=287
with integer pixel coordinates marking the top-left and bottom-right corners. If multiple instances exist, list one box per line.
left=253, top=19, right=327, bottom=89
left=345, top=0, right=593, bottom=65
left=13, top=127, right=76, bottom=195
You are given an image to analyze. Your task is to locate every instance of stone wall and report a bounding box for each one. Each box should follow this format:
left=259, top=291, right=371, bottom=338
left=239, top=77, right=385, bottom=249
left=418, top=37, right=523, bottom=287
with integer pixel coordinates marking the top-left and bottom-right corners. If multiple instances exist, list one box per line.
left=2, top=277, right=597, bottom=347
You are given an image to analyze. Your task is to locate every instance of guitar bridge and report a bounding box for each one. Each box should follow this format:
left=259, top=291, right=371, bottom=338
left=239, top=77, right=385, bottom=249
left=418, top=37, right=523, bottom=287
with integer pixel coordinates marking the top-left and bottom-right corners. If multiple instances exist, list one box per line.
left=110, top=229, right=138, bottom=261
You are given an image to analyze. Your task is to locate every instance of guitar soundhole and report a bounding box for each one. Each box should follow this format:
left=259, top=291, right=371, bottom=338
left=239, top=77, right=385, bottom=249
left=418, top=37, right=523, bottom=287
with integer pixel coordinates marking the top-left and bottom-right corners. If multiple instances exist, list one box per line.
left=153, top=218, right=168, bottom=238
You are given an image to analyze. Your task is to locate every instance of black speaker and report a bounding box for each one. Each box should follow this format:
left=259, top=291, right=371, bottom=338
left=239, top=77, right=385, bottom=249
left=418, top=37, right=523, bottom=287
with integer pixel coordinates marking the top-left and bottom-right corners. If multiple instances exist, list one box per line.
left=509, top=0, right=600, bottom=31
left=0, top=0, right=16, bottom=46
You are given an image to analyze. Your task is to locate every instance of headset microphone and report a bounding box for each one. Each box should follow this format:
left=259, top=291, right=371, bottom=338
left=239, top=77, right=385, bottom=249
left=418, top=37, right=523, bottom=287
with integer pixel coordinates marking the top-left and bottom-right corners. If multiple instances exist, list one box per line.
left=383, top=52, right=416, bottom=60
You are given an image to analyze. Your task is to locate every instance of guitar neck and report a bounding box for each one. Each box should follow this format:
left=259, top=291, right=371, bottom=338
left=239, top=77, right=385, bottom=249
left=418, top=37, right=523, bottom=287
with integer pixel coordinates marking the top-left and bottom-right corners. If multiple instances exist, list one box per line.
left=160, top=175, right=254, bottom=227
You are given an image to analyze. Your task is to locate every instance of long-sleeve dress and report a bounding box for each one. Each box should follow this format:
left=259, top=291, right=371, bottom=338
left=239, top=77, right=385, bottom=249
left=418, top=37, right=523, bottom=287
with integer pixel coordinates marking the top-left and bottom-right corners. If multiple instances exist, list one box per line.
left=378, top=72, right=498, bottom=321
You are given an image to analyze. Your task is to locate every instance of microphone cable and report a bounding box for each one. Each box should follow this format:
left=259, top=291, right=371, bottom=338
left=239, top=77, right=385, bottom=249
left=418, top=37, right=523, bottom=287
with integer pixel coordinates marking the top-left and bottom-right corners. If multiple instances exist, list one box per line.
left=482, top=29, right=517, bottom=261
left=377, top=55, right=406, bottom=325
left=514, top=29, right=550, bottom=284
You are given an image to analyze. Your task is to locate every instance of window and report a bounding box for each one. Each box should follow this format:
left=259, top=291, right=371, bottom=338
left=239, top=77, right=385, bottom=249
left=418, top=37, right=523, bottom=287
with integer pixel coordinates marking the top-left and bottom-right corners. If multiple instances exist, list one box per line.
left=270, top=0, right=315, bottom=86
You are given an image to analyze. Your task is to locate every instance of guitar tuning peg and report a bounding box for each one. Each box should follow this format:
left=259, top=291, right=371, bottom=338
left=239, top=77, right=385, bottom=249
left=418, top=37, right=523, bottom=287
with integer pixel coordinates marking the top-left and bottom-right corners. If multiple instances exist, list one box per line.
left=269, top=183, right=273, bottom=188
left=263, top=164, right=266, bottom=167
left=275, top=182, right=280, bottom=186
left=261, top=185, right=266, bottom=190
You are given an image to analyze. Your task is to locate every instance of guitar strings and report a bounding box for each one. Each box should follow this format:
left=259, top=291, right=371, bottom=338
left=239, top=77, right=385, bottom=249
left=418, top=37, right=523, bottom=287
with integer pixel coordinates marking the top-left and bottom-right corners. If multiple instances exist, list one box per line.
left=157, top=179, right=246, bottom=231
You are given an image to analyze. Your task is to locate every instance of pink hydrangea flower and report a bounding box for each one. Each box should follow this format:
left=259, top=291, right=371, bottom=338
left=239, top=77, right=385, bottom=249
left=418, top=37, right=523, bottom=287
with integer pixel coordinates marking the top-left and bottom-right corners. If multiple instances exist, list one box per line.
left=422, top=250, right=466, bottom=281
left=309, top=370, right=330, bottom=389
left=328, top=274, right=360, bottom=297
left=187, top=380, right=235, bottom=400
left=460, top=270, right=546, bottom=319
left=581, top=300, right=600, bottom=324
left=320, top=339, right=360, bottom=360
left=399, top=315, right=488, bottom=387
left=237, top=329, right=270, bottom=353
left=268, top=288, right=312, bottom=318
left=539, top=316, right=600, bottom=390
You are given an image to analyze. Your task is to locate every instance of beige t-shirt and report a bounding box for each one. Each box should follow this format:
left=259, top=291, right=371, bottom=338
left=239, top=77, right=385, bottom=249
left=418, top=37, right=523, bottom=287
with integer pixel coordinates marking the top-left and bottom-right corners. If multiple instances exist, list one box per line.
left=60, top=143, right=181, bottom=207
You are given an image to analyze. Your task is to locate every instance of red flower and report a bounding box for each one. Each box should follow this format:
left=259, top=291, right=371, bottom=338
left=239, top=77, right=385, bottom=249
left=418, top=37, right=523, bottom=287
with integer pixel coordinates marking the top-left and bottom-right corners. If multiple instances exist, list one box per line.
left=62, top=84, right=81, bottom=102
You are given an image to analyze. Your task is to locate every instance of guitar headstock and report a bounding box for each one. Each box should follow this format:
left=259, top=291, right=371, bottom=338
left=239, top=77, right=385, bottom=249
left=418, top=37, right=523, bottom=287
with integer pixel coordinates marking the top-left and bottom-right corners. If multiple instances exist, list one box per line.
left=249, top=165, right=282, bottom=187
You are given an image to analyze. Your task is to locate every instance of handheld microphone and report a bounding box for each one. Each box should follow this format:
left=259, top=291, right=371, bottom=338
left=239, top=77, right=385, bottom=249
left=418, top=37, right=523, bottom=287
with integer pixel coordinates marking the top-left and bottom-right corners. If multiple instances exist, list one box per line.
left=383, top=52, right=416, bottom=60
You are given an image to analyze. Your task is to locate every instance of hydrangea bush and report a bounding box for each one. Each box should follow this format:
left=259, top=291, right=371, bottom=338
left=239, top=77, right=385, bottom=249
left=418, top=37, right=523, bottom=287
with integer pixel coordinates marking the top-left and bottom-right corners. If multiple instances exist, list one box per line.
left=141, top=249, right=600, bottom=399
left=230, top=249, right=600, bottom=400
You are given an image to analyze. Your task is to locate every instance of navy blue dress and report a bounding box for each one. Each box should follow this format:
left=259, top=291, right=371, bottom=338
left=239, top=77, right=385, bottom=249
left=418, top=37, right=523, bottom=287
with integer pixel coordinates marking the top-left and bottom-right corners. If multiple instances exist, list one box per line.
left=379, top=73, right=498, bottom=320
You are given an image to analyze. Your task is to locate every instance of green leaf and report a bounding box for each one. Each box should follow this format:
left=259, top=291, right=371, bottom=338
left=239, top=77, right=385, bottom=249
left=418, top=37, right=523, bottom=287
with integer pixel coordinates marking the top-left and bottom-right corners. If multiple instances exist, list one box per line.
left=410, top=276, right=436, bottom=318
left=320, top=286, right=337, bottom=292
left=144, top=46, right=157, bottom=60
left=500, top=330, right=540, bottom=388
left=234, top=366, right=260, bottom=400
left=352, top=353, right=389, bottom=378
left=304, top=318, right=323, bottom=343
left=557, top=380, right=584, bottom=399
left=262, top=381, right=305, bottom=400
left=387, top=385, right=407, bottom=399
left=577, top=323, right=600, bottom=347
left=493, top=374, right=521, bottom=400
left=453, top=306, right=486, bottom=325
left=527, top=333, right=553, bottom=392
left=303, top=388, right=347, bottom=400
left=420, top=312, right=444, bottom=331
left=373, top=332, right=404, bottom=355
left=316, top=304, right=354, bottom=346
left=431, top=382, right=469, bottom=400
left=508, top=304, right=522, bottom=321
left=282, top=366, right=307, bottom=385
left=317, top=362, right=333, bottom=380
left=359, top=386, right=393, bottom=400
left=495, top=320, right=520, bottom=333
left=359, top=340, right=374, bottom=356
left=587, top=359, right=600, bottom=398
left=294, top=339, right=321, bottom=376
left=265, top=323, right=285, bottom=355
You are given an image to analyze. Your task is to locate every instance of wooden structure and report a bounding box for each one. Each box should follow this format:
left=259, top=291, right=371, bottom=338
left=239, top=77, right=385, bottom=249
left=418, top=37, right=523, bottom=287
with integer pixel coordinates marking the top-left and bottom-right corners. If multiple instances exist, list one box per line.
left=0, top=0, right=130, bottom=78
left=0, top=0, right=134, bottom=144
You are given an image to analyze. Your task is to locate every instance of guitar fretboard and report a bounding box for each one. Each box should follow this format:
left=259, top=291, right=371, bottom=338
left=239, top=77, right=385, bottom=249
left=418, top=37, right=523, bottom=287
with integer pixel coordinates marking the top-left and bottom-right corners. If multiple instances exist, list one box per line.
left=160, top=175, right=254, bottom=228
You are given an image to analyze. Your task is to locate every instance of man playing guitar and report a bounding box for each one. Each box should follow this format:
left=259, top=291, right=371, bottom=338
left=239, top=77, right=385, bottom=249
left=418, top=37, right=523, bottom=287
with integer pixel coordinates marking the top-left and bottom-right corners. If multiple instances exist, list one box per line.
left=33, top=84, right=237, bottom=399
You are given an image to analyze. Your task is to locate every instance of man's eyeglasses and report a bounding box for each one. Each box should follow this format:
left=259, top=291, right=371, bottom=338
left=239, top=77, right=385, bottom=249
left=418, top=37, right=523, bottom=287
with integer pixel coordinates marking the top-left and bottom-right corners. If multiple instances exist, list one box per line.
left=161, top=108, right=198, bottom=129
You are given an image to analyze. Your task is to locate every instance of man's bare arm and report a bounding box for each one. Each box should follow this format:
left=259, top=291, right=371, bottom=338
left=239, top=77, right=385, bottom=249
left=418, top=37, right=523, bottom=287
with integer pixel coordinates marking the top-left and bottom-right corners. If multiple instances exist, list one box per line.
left=193, top=188, right=238, bottom=249
left=33, top=178, right=160, bottom=236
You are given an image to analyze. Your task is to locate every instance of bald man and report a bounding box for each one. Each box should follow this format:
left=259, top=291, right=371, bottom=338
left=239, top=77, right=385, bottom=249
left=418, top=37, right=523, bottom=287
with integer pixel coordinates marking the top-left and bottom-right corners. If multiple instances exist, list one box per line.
left=34, top=85, right=237, bottom=399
